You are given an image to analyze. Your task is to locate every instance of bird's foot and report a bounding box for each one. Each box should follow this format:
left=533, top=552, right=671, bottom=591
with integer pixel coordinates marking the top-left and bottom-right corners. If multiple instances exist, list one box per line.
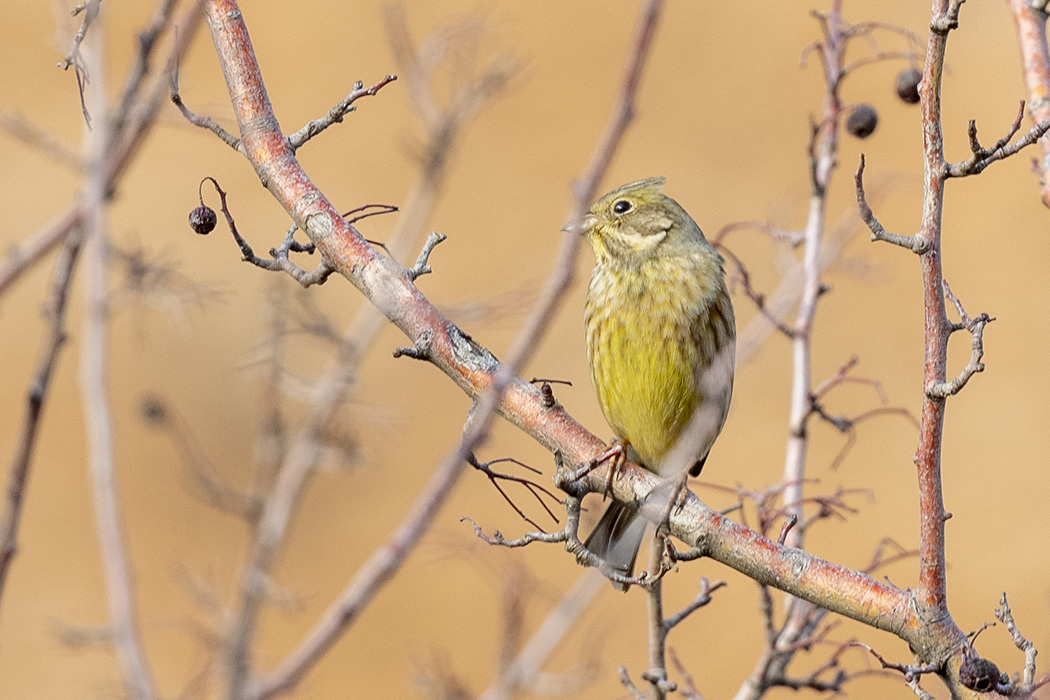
left=596, top=439, right=629, bottom=500
left=565, top=439, right=630, bottom=495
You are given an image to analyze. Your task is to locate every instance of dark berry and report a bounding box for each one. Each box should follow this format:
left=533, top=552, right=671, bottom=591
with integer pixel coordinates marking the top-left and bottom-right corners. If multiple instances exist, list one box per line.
left=847, top=104, right=879, bottom=139
left=896, top=68, right=922, bottom=104
left=189, top=205, right=217, bottom=235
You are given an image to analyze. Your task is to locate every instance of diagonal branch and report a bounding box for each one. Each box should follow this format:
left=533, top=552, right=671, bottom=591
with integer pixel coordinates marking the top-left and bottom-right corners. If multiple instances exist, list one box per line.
left=0, top=232, right=83, bottom=607
left=199, top=2, right=666, bottom=698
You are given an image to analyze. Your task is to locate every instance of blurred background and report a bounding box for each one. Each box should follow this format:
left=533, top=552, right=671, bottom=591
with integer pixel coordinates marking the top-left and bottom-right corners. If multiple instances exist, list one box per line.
left=1, top=1, right=1048, bottom=698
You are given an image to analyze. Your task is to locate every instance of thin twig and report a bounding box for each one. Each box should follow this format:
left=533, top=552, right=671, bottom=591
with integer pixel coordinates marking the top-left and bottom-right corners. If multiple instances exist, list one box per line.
left=286, top=75, right=398, bottom=151
left=944, top=102, right=1050, bottom=178
left=855, top=154, right=926, bottom=253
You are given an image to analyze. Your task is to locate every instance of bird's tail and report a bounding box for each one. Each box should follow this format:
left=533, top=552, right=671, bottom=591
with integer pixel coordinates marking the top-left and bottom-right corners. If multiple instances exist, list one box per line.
left=584, top=501, right=648, bottom=591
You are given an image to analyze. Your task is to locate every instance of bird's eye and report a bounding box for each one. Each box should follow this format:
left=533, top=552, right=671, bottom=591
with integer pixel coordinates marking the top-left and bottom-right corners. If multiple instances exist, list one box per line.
left=612, top=200, right=633, bottom=215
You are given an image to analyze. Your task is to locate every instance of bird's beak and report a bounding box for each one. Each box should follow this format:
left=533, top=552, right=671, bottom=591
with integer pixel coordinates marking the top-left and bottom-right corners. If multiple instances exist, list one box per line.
left=562, top=213, right=598, bottom=235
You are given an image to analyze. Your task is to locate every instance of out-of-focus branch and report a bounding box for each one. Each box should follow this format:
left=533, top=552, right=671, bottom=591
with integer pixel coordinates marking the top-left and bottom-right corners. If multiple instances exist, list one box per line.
left=249, top=435, right=469, bottom=700
left=0, top=208, right=85, bottom=298
left=383, top=5, right=517, bottom=262
left=0, top=110, right=84, bottom=172
left=225, top=296, right=390, bottom=700
left=1008, top=0, right=1050, bottom=207
left=0, top=0, right=204, bottom=299
left=478, top=570, right=606, bottom=700
left=79, top=21, right=158, bottom=697
left=733, top=4, right=857, bottom=699
left=0, top=232, right=83, bottom=608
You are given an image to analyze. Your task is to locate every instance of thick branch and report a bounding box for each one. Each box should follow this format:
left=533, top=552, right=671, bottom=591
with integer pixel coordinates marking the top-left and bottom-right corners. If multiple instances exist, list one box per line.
left=201, top=2, right=665, bottom=698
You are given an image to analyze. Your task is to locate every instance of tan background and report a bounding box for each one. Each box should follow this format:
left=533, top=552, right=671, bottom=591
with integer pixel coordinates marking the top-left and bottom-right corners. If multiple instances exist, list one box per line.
left=1, top=1, right=1048, bottom=698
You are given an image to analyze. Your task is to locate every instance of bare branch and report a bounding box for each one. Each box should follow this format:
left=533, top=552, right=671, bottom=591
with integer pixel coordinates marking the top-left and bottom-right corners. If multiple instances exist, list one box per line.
left=252, top=447, right=471, bottom=700
left=406, top=232, right=447, bottom=281
left=664, top=578, right=726, bottom=630
left=855, top=154, right=926, bottom=253
left=467, top=454, right=563, bottom=531
left=852, top=642, right=940, bottom=681
left=286, top=74, right=398, bottom=151
left=0, top=110, right=84, bottom=171
left=995, top=592, right=1038, bottom=688
left=0, top=232, right=83, bottom=603
left=170, top=87, right=242, bottom=152
left=619, top=666, right=647, bottom=700
left=945, top=101, right=1050, bottom=178
left=925, top=281, right=992, bottom=398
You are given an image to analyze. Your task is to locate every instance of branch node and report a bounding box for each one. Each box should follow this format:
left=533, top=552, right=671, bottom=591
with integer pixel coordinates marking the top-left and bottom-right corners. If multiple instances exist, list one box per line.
left=406, top=232, right=447, bottom=281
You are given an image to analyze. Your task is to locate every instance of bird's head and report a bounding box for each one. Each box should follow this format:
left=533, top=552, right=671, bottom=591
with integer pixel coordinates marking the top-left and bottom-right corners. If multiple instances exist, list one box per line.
left=572, top=177, right=704, bottom=265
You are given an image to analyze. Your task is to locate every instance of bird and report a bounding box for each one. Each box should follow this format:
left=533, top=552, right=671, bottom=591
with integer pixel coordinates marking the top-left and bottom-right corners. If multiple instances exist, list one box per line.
left=577, top=176, right=736, bottom=590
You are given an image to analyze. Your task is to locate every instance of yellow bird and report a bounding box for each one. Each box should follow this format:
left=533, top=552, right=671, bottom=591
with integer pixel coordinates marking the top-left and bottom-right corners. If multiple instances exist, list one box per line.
left=578, top=177, right=736, bottom=589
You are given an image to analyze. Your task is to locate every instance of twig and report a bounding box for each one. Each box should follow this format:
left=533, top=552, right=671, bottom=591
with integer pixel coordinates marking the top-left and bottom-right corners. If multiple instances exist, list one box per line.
left=112, top=0, right=179, bottom=138
left=995, top=592, right=1037, bottom=688
left=716, top=245, right=797, bottom=338
left=663, top=578, right=726, bottom=630
left=478, top=570, right=605, bottom=700
left=467, top=454, right=562, bottom=530
left=59, top=0, right=102, bottom=127
left=668, top=648, right=706, bottom=700
left=776, top=515, right=798, bottom=546
left=855, top=154, right=926, bottom=252
left=925, top=280, right=991, bottom=399
left=286, top=75, right=398, bottom=151
left=81, top=128, right=159, bottom=700
left=1, top=1, right=204, bottom=299
left=645, top=533, right=674, bottom=700
left=170, top=85, right=242, bottom=152
left=406, top=232, right=446, bottom=281
left=944, top=102, right=1050, bottom=177
left=619, top=666, right=647, bottom=700
left=852, top=642, right=939, bottom=681
left=462, top=517, right=568, bottom=548
left=224, top=291, right=390, bottom=700
left=0, top=208, right=85, bottom=298
left=251, top=445, right=472, bottom=700
left=0, top=110, right=84, bottom=171
left=200, top=177, right=335, bottom=287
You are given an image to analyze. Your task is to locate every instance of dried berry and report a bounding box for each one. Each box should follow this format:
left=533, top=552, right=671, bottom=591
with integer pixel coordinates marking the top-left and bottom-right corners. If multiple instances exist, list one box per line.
left=896, top=68, right=922, bottom=104
left=847, top=104, right=879, bottom=139
left=958, top=656, right=1003, bottom=693
left=189, top=205, right=217, bottom=235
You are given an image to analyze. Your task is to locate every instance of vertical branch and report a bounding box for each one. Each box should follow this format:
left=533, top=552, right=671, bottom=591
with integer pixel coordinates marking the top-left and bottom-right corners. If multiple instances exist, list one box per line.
left=645, top=536, right=669, bottom=700
left=778, top=2, right=843, bottom=656
left=913, top=0, right=954, bottom=614
left=79, top=18, right=159, bottom=698
left=1008, top=0, right=1050, bottom=208
left=783, top=0, right=843, bottom=554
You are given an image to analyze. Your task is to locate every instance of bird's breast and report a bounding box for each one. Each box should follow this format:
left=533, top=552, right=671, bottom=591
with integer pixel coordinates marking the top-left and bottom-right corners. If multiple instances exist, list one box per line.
left=585, top=260, right=712, bottom=469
